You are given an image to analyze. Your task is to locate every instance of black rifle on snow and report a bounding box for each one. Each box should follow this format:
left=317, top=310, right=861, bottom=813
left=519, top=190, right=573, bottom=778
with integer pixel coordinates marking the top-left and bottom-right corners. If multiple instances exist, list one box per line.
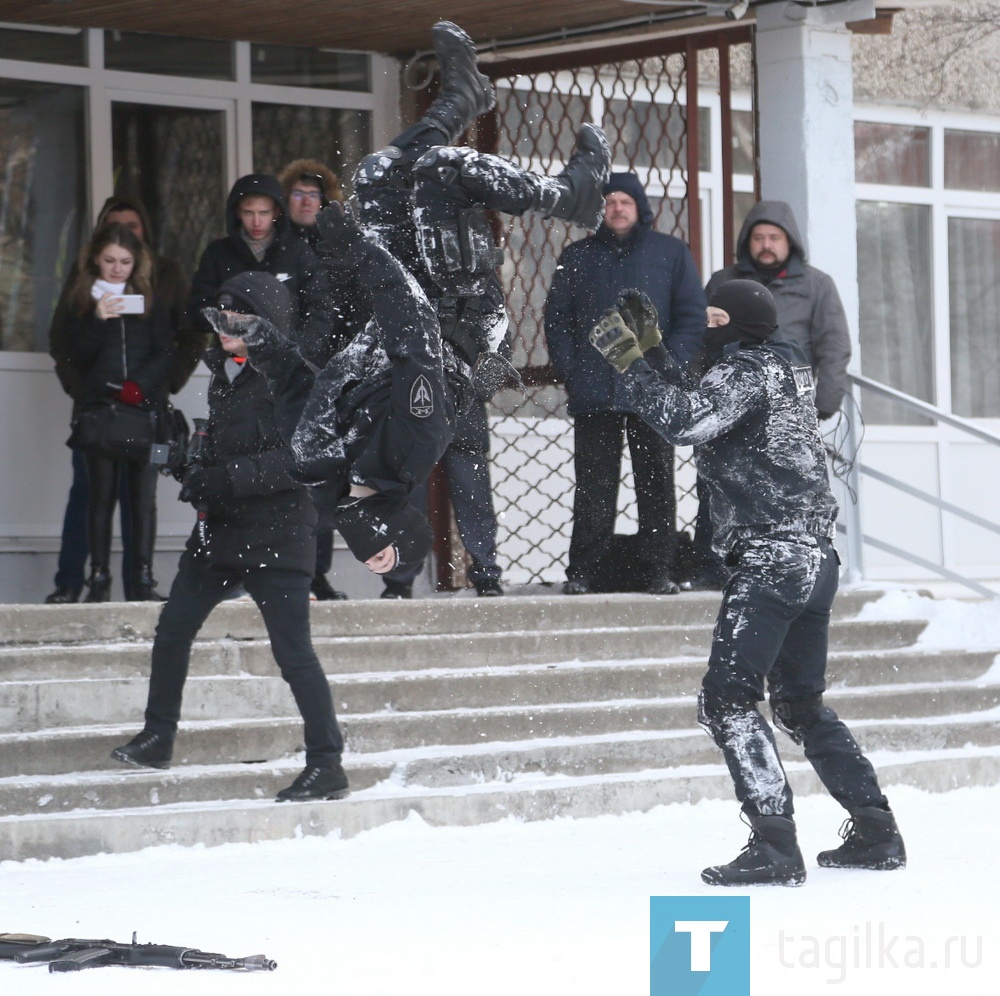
left=0, top=931, right=277, bottom=973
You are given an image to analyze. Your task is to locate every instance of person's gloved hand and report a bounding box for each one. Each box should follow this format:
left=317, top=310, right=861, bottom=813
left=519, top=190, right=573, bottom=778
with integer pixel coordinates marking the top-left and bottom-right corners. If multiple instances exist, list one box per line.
left=200, top=307, right=276, bottom=349
left=315, top=201, right=367, bottom=260
left=179, top=465, right=231, bottom=504
left=589, top=309, right=643, bottom=373
left=616, top=288, right=662, bottom=352
left=472, top=352, right=524, bottom=401
left=116, top=380, right=144, bottom=406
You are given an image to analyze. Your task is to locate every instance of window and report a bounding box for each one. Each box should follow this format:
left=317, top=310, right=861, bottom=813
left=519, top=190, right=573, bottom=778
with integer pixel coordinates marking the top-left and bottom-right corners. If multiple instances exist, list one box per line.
left=855, top=122, right=930, bottom=187
left=856, top=200, right=934, bottom=425
left=250, top=44, right=369, bottom=91
left=949, top=217, right=1000, bottom=417
left=945, top=129, right=1000, bottom=193
left=0, top=25, right=85, bottom=66
left=0, top=79, right=86, bottom=351
left=251, top=104, right=372, bottom=189
left=103, top=31, right=234, bottom=80
left=731, top=108, right=754, bottom=176
left=604, top=99, right=710, bottom=172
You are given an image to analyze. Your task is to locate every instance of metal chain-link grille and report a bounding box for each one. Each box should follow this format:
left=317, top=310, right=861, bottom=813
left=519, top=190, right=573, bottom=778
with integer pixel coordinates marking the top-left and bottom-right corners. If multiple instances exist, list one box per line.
left=473, top=35, right=743, bottom=586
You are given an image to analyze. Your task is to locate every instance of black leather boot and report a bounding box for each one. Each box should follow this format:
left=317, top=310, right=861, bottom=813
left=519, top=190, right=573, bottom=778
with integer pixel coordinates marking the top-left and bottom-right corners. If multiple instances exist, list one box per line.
left=83, top=569, right=112, bottom=603
left=529, top=124, right=612, bottom=230
left=702, top=813, right=806, bottom=887
left=422, top=21, right=496, bottom=143
left=817, top=806, right=906, bottom=870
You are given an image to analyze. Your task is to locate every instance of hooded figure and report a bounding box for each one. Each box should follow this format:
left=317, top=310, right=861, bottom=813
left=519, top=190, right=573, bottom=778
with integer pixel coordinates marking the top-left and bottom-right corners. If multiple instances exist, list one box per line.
left=705, top=200, right=851, bottom=418
left=589, top=284, right=904, bottom=888
left=187, top=174, right=335, bottom=368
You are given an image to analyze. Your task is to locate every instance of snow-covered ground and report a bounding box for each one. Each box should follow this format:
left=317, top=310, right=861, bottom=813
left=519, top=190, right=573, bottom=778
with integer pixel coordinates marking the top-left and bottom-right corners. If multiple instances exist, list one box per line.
left=1, top=589, right=998, bottom=995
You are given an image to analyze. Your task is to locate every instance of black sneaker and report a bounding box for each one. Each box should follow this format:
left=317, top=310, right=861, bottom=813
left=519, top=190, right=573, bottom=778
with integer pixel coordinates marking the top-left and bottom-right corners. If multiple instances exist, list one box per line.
left=311, top=574, right=349, bottom=601
left=702, top=815, right=806, bottom=887
left=276, top=763, right=350, bottom=802
left=381, top=579, right=413, bottom=599
left=474, top=579, right=504, bottom=597
left=110, top=730, right=173, bottom=770
left=817, top=806, right=906, bottom=870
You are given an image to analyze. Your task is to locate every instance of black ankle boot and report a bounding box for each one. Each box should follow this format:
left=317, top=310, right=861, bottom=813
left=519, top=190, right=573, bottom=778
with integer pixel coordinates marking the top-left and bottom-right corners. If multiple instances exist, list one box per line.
left=132, top=562, right=165, bottom=602
left=530, top=124, right=612, bottom=230
left=422, top=21, right=496, bottom=143
left=83, top=570, right=112, bottom=603
left=702, top=813, right=806, bottom=887
left=110, top=729, right=174, bottom=769
left=817, top=806, right=906, bottom=870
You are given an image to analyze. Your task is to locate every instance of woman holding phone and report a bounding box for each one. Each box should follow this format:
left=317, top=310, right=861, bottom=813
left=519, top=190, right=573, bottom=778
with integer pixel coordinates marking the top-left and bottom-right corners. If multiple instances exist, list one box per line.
left=65, top=222, right=174, bottom=601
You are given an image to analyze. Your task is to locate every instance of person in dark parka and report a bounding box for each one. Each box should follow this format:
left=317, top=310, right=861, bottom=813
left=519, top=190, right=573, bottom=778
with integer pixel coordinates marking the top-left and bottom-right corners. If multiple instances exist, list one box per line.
left=590, top=279, right=905, bottom=886
left=188, top=173, right=336, bottom=368
left=545, top=172, right=706, bottom=595
left=110, top=272, right=348, bottom=804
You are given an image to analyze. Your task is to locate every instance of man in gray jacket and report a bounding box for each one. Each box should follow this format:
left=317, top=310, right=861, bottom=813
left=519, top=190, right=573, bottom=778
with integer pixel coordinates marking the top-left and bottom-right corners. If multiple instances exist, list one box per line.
left=692, top=200, right=852, bottom=589
left=705, top=200, right=851, bottom=420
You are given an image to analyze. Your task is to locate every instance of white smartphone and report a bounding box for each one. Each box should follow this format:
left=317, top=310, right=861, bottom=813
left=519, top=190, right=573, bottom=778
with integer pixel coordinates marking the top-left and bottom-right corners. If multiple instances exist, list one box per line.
left=119, top=294, right=145, bottom=314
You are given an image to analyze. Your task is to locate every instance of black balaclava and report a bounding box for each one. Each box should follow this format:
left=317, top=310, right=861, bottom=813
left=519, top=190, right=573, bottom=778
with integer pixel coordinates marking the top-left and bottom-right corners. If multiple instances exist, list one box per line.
left=704, top=279, right=778, bottom=354
left=334, top=494, right=433, bottom=580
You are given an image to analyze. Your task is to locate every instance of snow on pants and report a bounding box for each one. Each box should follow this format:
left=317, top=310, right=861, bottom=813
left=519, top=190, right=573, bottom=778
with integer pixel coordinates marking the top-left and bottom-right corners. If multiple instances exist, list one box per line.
left=699, top=534, right=887, bottom=818
left=144, top=548, right=344, bottom=767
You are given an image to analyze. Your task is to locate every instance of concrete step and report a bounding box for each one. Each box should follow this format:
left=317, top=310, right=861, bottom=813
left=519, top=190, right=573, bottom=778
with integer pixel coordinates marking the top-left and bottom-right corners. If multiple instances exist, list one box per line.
left=6, top=646, right=996, bottom=734
left=0, top=589, right=887, bottom=646
left=0, top=615, right=929, bottom=683
left=3, top=710, right=999, bottom=819
left=1, top=746, right=995, bottom=862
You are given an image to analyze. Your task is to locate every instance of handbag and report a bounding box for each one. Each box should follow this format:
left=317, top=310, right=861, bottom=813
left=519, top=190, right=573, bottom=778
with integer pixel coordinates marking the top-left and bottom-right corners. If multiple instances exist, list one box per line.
left=75, top=400, right=155, bottom=461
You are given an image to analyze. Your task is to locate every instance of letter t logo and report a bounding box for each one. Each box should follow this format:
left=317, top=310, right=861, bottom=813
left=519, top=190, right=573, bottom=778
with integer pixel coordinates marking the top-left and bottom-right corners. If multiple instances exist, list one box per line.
left=674, top=921, right=729, bottom=972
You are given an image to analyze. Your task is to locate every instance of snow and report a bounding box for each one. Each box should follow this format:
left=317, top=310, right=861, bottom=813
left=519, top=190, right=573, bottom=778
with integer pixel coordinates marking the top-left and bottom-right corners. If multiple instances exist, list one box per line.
left=1, top=589, right=998, bottom=994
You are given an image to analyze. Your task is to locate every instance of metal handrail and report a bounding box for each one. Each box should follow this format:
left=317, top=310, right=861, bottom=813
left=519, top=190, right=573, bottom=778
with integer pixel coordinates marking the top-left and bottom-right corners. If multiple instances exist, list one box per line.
left=842, top=372, right=1000, bottom=598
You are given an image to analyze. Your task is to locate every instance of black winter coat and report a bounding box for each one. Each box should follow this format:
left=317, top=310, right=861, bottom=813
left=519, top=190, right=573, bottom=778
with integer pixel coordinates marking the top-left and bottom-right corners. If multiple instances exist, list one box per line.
left=621, top=336, right=838, bottom=556
left=188, top=174, right=335, bottom=368
left=189, top=274, right=317, bottom=574
left=67, top=300, right=174, bottom=408
left=545, top=182, right=706, bottom=415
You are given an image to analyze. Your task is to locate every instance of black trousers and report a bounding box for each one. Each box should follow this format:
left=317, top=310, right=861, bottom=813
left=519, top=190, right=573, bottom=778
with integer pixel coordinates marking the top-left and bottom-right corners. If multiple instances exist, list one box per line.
left=700, top=535, right=887, bottom=818
left=144, top=549, right=344, bottom=767
left=85, top=451, right=158, bottom=587
left=567, top=412, right=676, bottom=581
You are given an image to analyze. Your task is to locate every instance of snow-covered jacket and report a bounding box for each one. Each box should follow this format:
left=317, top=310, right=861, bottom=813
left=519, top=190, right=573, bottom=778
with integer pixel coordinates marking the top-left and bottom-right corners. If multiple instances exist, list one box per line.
left=621, top=336, right=838, bottom=556
left=705, top=200, right=851, bottom=417
left=191, top=272, right=317, bottom=574
left=188, top=174, right=335, bottom=368
left=545, top=179, right=705, bottom=415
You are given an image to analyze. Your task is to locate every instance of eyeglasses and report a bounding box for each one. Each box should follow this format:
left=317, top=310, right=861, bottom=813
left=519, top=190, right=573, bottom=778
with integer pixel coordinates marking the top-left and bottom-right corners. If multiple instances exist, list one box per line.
left=289, top=189, right=322, bottom=202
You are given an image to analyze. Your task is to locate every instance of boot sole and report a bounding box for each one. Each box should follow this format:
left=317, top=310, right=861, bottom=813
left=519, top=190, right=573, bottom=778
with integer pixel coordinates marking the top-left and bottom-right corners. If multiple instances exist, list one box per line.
left=701, top=870, right=806, bottom=887
left=817, top=856, right=906, bottom=870
left=275, top=787, right=351, bottom=803
left=109, top=749, right=171, bottom=771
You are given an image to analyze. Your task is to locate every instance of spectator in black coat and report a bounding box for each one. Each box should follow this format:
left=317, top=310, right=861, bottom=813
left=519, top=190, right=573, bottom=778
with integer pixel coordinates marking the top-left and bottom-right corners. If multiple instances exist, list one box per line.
left=545, top=172, right=706, bottom=596
left=110, top=272, right=348, bottom=804
left=188, top=174, right=335, bottom=368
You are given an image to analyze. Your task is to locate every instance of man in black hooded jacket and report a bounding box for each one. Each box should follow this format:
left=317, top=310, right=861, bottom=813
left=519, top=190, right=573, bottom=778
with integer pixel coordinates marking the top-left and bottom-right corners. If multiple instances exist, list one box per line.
left=590, top=279, right=905, bottom=886
left=110, top=272, right=348, bottom=803
left=188, top=173, right=336, bottom=368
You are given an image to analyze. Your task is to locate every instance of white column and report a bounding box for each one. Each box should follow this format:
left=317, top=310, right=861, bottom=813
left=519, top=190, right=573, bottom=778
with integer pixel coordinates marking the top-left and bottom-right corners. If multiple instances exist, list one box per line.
left=755, top=0, right=875, bottom=581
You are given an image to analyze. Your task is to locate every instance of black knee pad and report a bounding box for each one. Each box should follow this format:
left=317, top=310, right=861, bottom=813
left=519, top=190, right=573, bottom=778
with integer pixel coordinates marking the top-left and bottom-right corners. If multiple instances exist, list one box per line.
left=770, top=693, right=824, bottom=745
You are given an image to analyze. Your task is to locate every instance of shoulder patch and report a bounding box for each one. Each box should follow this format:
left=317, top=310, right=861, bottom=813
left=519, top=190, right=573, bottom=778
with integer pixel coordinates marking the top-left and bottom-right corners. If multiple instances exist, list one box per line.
left=701, top=364, right=735, bottom=390
left=792, top=365, right=815, bottom=396
left=410, top=374, right=434, bottom=418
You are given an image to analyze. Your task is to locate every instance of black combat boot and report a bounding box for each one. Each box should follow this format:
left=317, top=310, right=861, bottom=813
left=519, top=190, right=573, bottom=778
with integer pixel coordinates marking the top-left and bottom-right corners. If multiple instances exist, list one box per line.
left=702, top=813, right=807, bottom=887
left=83, top=569, right=112, bottom=603
left=275, top=762, right=350, bottom=802
left=110, top=729, right=174, bottom=770
left=311, top=573, right=349, bottom=601
left=423, top=21, right=496, bottom=143
left=529, top=124, right=612, bottom=230
left=817, top=806, right=906, bottom=870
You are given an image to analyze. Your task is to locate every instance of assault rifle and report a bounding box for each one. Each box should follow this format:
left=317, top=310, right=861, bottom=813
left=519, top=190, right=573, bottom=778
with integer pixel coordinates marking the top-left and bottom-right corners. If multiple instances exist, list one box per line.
left=0, top=931, right=277, bottom=973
